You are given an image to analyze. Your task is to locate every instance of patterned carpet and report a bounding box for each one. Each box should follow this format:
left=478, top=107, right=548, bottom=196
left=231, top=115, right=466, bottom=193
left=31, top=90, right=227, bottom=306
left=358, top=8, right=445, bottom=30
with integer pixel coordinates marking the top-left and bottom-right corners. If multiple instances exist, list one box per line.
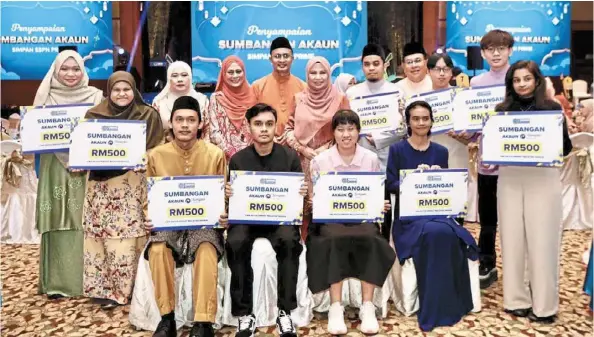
left=1, top=223, right=592, bottom=337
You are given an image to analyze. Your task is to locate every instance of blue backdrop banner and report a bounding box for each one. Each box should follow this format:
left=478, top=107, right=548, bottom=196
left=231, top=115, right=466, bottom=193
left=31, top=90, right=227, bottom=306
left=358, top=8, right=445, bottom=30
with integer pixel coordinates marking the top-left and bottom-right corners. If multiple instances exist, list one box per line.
left=191, top=1, right=368, bottom=84
left=1, top=1, right=113, bottom=80
left=445, top=1, right=571, bottom=76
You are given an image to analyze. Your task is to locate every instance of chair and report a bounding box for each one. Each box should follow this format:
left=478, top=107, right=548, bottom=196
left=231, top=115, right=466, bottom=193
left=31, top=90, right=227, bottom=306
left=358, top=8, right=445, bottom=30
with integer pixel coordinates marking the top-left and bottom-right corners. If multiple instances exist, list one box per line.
left=388, top=194, right=481, bottom=316
left=129, top=238, right=314, bottom=332
left=573, top=80, right=592, bottom=105
left=129, top=243, right=228, bottom=331
left=220, top=238, right=313, bottom=328
left=561, top=132, right=594, bottom=230
left=0, top=140, right=39, bottom=244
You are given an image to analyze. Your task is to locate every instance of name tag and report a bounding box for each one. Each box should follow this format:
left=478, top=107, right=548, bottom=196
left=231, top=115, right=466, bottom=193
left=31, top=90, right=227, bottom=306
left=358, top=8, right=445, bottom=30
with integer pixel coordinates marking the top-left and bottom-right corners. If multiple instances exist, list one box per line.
left=399, top=169, right=468, bottom=220
left=481, top=111, right=564, bottom=167
left=19, top=104, right=92, bottom=154
left=148, top=176, right=226, bottom=231
left=312, top=171, right=385, bottom=223
left=228, top=171, right=304, bottom=225
left=68, top=119, right=146, bottom=170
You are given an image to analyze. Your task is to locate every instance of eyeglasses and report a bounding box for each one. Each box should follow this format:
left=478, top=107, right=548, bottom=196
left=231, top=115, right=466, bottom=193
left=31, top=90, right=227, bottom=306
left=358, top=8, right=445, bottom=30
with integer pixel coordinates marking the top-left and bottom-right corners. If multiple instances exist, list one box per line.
left=430, top=67, right=452, bottom=74
left=485, top=46, right=509, bottom=54
left=405, top=58, right=424, bottom=66
left=272, top=53, right=292, bottom=60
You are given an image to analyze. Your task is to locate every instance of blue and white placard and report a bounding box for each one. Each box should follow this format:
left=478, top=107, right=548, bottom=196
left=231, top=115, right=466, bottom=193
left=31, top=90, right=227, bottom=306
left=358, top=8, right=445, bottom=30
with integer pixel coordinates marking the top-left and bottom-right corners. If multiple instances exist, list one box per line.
left=68, top=119, right=147, bottom=170
left=452, top=85, right=505, bottom=132
left=481, top=111, right=564, bottom=167
left=312, top=171, right=385, bottom=223
left=19, top=103, right=92, bottom=154
left=228, top=171, right=305, bottom=225
left=399, top=169, right=468, bottom=220
left=406, top=88, right=457, bottom=135
left=349, top=91, right=404, bottom=136
left=147, top=176, right=226, bottom=231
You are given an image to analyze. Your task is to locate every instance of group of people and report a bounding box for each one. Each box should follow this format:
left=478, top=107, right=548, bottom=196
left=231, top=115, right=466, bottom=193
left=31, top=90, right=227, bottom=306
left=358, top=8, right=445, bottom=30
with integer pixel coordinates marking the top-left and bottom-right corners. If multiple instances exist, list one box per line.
left=28, top=29, right=582, bottom=337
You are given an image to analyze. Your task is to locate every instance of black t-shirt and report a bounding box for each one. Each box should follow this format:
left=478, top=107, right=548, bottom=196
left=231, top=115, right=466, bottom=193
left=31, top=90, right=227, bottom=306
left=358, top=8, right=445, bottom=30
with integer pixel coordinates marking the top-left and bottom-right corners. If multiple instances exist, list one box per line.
left=228, top=143, right=302, bottom=173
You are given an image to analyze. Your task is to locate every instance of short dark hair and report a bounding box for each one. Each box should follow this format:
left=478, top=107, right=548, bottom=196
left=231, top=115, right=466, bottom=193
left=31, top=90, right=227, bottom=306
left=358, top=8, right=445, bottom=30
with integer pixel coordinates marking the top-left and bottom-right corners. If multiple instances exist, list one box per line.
left=405, top=101, right=434, bottom=136
left=427, top=52, right=454, bottom=69
left=332, top=109, right=361, bottom=131
left=245, top=103, right=277, bottom=122
left=480, top=29, right=514, bottom=50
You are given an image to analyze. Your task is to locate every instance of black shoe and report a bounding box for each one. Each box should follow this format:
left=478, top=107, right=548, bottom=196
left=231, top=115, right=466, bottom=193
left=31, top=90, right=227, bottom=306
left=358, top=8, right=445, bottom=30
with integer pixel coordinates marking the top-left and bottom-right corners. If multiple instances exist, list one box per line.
left=276, top=310, right=297, bottom=337
left=236, top=314, right=256, bottom=337
left=100, top=300, right=121, bottom=310
left=47, top=294, right=64, bottom=300
left=190, top=322, right=214, bottom=337
left=504, top=308, right=531, bottom=318
left=153, top=314, right=176, bottom=337
left=479, top=265, right=498, bottom=289
left=527, top=312, right=556, bottom=324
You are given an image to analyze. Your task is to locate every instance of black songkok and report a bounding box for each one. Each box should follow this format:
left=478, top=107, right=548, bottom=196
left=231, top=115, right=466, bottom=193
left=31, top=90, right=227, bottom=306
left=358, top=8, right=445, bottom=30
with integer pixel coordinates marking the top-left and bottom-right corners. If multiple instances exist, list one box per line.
left=403, top=42, right=427, bottom=58
left=171, top=96, right=201, bottom=122
left=361, top=43, right=386, bottom=60
left=270, top=37, right=293, bottom=53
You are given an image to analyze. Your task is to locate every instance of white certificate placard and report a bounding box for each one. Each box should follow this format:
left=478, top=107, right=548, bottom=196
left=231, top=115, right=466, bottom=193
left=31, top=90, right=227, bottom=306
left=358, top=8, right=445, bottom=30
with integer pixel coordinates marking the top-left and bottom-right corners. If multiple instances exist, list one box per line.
left=399, top=169, right=468, bottom=220
left=148, top=176, right=226, bottom=231
left=19, top=104, right=93, bottom=154
left=312, top=172, right=385, bottom=223
left=406, top=88, right=457, bottom=135
left=228, top=171, right=305, bottom=225
left=350, top=91, right=404, bottom=135
left=452, top=85, right=505, bottom=132
left=481, top=111, right=564, bottom=167
left=68, top=119, right=147, bottom=170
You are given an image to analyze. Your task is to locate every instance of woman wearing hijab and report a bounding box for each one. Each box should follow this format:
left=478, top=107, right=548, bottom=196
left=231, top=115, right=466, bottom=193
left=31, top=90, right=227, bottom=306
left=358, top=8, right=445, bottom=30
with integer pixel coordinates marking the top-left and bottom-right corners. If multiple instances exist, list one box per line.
left=33, top=50, right=104, bottom=300
left=152, top=61, right=208, bottom=138
left=203, top=55, right=256, bottom=160
left=496, top=61, right=572, bottom=324
left=284, top=57, right=350, bottom=238
left=334, top=73, right=355, bottom=94
left=82, top=71, right=163, bottom=309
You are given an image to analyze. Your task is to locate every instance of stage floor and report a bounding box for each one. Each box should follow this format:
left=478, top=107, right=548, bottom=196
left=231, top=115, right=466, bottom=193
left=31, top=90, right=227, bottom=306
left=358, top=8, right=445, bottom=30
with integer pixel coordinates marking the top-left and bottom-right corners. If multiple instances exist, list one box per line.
left=1, top=223, right=592, bottom=337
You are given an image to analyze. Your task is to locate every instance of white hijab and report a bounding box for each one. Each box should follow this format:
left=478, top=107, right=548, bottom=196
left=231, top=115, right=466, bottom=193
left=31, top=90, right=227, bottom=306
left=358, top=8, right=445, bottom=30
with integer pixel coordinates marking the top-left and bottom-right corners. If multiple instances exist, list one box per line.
left=152, top=61, right=208, bottom=128
left=334, top=73, right=355, bottom=94
left=33, top=50, right=103, bottom=106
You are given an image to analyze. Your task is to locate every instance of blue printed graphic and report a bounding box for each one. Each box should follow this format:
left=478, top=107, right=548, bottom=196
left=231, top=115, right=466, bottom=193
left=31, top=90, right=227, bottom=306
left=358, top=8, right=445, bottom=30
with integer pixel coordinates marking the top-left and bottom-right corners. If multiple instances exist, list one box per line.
left=1, top=1, right=113, bottom=80
left=445, top=1, right=571, bottom=76
left=191, top=1, right=368, bottom=84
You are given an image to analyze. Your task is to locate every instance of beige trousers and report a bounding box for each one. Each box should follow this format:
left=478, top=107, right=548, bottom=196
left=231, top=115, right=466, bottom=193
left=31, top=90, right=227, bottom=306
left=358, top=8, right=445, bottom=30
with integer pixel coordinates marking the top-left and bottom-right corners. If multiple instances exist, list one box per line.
left=498, top=166, right=563, bottom=317
left=149, top=242, right=218, bottom=323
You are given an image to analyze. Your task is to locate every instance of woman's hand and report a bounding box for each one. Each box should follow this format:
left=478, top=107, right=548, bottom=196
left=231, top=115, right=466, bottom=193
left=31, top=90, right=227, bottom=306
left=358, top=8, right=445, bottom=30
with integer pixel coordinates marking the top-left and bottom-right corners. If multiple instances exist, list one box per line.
left=218, top=212, right=229, bottom=229
left=69, top=168, right=85, bottom=173
left=300, top=146, right=317, bottom=160
left=225, top=182, right=234, bottom=199
left=417, top=164, right=431, bottom=170
left=143, top=219, right=154, bottom=235
left=383, top=200, right=391, bottom=213
left=430, top=165, right=441, bottom=170
left=298, top=182, right=308, bottom=197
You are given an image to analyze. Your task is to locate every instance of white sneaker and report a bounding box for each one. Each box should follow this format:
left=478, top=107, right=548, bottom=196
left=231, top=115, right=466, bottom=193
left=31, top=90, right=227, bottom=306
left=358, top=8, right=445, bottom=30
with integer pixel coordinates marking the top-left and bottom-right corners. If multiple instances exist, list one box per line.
left=359, top=301, right=379, bottom=334
left=327, top=302, right=347, bottom=335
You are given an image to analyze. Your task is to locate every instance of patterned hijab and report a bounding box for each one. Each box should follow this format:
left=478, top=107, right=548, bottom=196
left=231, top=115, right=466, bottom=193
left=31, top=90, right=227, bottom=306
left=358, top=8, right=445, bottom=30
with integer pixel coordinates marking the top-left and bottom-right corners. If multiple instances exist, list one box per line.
left=86, top=71, right=163, bottom=150
left=214, top=56, right=256, bottom=130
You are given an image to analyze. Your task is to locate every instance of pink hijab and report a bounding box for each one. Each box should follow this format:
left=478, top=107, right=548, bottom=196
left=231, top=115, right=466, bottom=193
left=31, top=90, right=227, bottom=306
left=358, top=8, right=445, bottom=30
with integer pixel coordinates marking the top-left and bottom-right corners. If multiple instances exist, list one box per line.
left=214, top=56, right=256, bottom=130
left=294, top=57, right=344, bottom=145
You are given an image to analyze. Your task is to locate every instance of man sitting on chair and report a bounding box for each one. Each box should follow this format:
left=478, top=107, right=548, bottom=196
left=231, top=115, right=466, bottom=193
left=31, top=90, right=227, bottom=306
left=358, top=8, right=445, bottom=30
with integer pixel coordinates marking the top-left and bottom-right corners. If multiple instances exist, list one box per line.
left=225, top=103, right=308, bottom=337
left=143, top=96, right=228, bottom=337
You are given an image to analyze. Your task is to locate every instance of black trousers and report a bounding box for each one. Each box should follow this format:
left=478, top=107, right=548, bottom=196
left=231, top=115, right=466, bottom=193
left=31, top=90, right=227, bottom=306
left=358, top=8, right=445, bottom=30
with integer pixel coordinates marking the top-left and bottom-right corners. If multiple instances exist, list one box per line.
left=226, top=225, right=302, bottom=316
left=477, top=173, right=499, bottom=270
